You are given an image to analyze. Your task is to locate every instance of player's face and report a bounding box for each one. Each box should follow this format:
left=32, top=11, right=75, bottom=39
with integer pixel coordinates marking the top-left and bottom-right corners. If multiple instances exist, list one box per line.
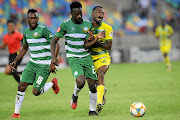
left=27, top=12, right=39, bottom=29
left=71, top=8, right=83, bottom=24
left=93, top=8, right=104, bottom=24
left=7, top=22, right=15, bottom=33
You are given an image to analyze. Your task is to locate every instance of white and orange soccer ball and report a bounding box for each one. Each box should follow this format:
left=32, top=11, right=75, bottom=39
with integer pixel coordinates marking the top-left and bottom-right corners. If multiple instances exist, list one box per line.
left=130, top=102, right=146, bottom=117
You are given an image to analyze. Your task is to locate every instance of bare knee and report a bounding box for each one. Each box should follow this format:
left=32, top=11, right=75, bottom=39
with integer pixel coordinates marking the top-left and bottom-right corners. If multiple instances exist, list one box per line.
left=18, top=82, right=28, bottom=92
left=87, top=78, right=97, bottom=93
left=33, top=88, right=41, bottom=96
left=76, top=76, right=85, bottom=89
left=89, top=81, right=97, bottom=93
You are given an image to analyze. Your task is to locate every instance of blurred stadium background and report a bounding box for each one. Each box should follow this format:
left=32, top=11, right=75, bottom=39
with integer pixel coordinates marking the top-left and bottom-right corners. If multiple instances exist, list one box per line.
left=0, top=0, right=180, bottom=71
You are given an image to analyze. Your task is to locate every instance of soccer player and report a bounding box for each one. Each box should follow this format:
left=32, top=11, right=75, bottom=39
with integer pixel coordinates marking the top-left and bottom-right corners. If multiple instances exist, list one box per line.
left=50, top=1, right=99, bottom=116
left=155, top=18, right=174, bottom=71
left=84, top=6, right=113, bottom=113
left=9, top=9, right=60, bottom=118
left=0, top=20, right=23, bottom=83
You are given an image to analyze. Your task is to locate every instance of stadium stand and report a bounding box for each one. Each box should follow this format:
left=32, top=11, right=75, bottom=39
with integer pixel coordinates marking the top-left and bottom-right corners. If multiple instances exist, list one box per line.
left=0, top=0, right=179, bottom=68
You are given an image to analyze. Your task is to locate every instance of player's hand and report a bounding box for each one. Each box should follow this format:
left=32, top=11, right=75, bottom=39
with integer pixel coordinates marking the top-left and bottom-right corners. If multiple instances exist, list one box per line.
left=10, top=62, right=16, bottom=72
left=97, top=31, right=105, bottom=39
left=49, top=63, right=57, bottom=74
left=87, top=30, right=94, bottom=41
left=51, top=58, right=59, bottom=66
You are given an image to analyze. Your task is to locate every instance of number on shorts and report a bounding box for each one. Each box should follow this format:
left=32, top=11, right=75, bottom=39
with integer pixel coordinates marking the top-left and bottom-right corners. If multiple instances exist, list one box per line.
left=36, top=76, right=43, bottom=85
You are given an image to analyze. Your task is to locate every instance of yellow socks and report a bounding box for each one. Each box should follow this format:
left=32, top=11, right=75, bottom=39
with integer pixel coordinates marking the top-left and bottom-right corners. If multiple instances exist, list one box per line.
left=97, top=85, right=105, bottom=104
left=164, top=56, right=171, bottom=66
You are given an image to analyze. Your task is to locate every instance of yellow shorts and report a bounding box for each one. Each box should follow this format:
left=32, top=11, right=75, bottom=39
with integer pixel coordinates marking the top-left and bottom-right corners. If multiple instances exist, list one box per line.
left=160, top=39, right=172, bottom=54
left=92, top=53, right=111, bottom=72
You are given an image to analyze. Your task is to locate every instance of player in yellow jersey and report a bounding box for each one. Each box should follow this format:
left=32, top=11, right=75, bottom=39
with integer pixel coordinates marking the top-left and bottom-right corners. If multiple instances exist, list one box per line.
left=155, top=19, right=174, bottom=71
left=84, top=6, right=113, bottom=113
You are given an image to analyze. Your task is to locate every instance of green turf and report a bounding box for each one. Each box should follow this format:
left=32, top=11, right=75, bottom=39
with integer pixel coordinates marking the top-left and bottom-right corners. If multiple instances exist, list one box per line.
left=0, top=61, right=180, bottom=120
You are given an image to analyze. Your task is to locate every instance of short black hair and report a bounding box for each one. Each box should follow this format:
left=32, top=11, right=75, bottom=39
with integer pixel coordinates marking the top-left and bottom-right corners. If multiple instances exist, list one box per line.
left=27, top=9, right=38, bottom=15
left=7, top=20, right=14, bottom=25
left=70, top=1, right=82, bottom=11
left=92, top=6, right=103, bottom=12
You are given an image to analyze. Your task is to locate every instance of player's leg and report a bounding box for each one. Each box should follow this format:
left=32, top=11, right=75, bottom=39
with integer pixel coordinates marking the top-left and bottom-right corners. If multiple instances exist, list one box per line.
left=68, top=58, right=85, bottom=109
left=71, top=75, right=85, bottom=109
left=96, top=65, right=109, bottom=112
left=84, top=56, right=99, bottom=115
left=160, top=39, right=172, bottom=71
left=86, top=78, right=99, bottom=116
left=9, top=82, right=29, bottom=118
left=9, top=62, right=35, bottom=118
left=33, top=70, right=59, bottom=96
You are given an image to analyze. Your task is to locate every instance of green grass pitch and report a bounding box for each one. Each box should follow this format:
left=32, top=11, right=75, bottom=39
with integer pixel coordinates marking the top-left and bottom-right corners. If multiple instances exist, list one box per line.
left=0, top=61, right=180, bottom=120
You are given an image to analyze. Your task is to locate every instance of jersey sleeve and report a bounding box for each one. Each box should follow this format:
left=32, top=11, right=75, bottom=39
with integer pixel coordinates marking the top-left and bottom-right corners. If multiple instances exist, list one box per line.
left=55, top=22, right=67, bottom=38
left=42, top=27, right=53, bottom=42
left=168, top=25, right=174, bottom=35
left=18, top=32, right=23, bottom=41
left=106, top=25, right=113, bottom=41
left=23, top=33, right=27, bottom=44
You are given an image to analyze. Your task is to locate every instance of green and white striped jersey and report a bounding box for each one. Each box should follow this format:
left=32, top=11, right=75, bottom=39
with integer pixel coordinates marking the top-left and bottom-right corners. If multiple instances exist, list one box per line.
left=23, top=25, right=53, bottom=65
left=55, top=19, right=91, bottom=58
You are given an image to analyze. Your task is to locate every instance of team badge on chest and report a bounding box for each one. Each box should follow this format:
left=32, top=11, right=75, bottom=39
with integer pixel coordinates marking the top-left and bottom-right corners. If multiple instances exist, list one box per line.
left=33, top=32, right=39, bottom=38
left=82, top=27, right=89, bottom=32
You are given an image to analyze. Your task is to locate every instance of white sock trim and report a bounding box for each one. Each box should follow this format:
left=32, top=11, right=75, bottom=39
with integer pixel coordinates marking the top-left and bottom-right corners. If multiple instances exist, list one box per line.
left=89, top=91, right=97, bottom=111
left=73, top=83, right=81, bottom=96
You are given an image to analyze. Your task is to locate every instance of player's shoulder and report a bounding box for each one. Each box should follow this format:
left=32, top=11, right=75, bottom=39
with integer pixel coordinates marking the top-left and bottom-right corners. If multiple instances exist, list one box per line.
left=15, top=31, right=23, bottom=35
left=3, top=33, right=9, bottom=38
left=24, top=27, right=30, bottom=33
left=102, top=22, right=113, bottom=29
left=155, top=25, right=162, bottom=30
left=165, top=24, right=173, bottom=29
left=63, top=19, right=71, bottom=24
left=83, top=19, right=91, bottom=24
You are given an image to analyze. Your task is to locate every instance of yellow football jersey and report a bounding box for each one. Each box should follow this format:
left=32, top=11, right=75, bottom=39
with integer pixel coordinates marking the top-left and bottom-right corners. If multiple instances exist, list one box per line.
left=90, top=22, right=113, bottom=60
left=155, top=25, right=174, bottom=40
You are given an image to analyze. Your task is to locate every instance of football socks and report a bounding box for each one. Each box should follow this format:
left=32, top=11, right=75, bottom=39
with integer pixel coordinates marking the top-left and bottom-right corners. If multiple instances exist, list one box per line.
left=14, top=91, right=25, bottom=114
left=97, top=85, right=105, bottom=104
left=89, top=90, right=97, bottom=111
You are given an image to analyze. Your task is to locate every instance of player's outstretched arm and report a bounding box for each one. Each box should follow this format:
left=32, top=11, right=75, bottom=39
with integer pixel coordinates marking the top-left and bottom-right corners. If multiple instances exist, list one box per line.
left=50, top=35, right=60, bottom=66
left=10, top=43, right=28, bottom=71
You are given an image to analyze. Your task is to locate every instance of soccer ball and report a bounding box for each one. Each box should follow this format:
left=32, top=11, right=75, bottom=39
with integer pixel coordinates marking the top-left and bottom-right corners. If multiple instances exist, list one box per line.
left=130, top=102, right=146, bottom=117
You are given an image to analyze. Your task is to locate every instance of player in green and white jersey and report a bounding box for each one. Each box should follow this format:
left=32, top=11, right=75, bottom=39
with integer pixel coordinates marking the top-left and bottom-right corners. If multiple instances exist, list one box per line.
left=9, top=9, right=60, bottom=118
left=50, top=1, right=98, bottom=116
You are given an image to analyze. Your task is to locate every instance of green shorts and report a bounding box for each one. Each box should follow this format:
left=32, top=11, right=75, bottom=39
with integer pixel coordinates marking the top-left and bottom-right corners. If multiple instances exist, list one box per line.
left=20, top=61, right=50, bottom=91
left=67, top=55, right=98, bottom=80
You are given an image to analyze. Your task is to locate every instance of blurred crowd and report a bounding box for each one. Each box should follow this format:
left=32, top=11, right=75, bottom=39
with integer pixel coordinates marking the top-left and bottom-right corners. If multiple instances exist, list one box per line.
left=0, top=0, right=179, bottom=40
left=0, top=0, right=121, bottom=39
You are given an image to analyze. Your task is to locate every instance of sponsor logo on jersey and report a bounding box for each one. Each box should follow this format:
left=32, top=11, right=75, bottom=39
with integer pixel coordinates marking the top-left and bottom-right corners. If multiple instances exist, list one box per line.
left=33, top=32, right=39, bottom=38
left=57, top=27, right=61, bottom=32
left=70, top=27, right=75, bottom=31
left=109, top=31, right=113, bottom=37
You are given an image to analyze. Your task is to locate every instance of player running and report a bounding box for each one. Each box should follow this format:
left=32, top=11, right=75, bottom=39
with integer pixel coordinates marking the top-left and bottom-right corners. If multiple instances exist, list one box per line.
left=0, top=20, right=23, bottom=83
left=50, top=1, right=99, bottom=116
left=155, top=18, right=174, bottom=71
left=9, top=9, right=60, bottom=118
left=84, top=6, right=113, bottom=113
